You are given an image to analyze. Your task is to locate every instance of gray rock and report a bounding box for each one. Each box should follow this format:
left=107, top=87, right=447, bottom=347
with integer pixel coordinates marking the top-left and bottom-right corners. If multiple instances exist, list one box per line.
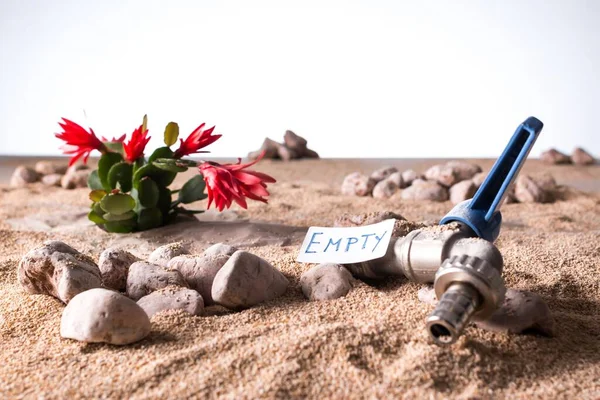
left=10, top=166, right=39, bottom=187
left=61, top=168, right=91, bottom=189
left=41, top=174, right=63, bottom=187
left=61, top=288, right=151, bottom=345
left=18, top=240, right=102, bottom=304
left=283, top=130, right=308, bottom=153
left=248, top=138, right=280, bottom=160
left=472, top=172, right=486, bottom=188
left=35, top=161, right=68, bottom=175
left=515, top=175, right=552, bottom=203
left=370, top=166, right=398, bottom=183
left=304, top=148, right=320, bottom=159
left=300, top=263, right=354, bottom=301
left=126, top=261, right=188, bottom=301
left=540, top=148, right=571, bottom=165
left=211, top=251, right=289, bottom=309
left=333, top=210, right=421, bottom=237
left=424, top=164, right=458, bottom=187
left=571, top=147, right=595, bottom=165
left=168, top=243, right=237, bottom=305
left=148, top=242, right=190, bottom=268
left=532, top=172, right=557, bottom=191
left=137, top=286, right=204, bottom=318
left=341, top=172, right=375, bottom=196
left=98, top=248, right=139, bottom=291
left=446, top=161, right=482, bottom=181
left=401, top=179, right=449, bottom=202
left=449, top=180, right=477, bottom=205
left=401, top=169, right=422, bottom=187
left=386, top=171, right=404, bottom=188
left=372, top=178, right=399, bottom=199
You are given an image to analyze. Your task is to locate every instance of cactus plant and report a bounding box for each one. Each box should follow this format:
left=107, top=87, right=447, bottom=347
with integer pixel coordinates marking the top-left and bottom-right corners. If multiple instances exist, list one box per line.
left=55, top=115, right=275, bottom=233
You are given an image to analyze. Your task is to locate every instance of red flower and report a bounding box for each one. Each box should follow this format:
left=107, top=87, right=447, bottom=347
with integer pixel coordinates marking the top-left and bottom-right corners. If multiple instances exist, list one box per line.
left=123, top=124, right=151, bottom=162
left=101, top=134, right=126, bottom=142
left=199, top=152, right=276, bottom=211
left=55, top=118, right=106, bottom=166
left=174, top=123, right=221, bottom=158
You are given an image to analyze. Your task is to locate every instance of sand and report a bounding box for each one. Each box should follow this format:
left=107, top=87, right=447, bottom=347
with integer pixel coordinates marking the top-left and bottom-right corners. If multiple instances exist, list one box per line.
left=0, top=157, right=599, bottom=399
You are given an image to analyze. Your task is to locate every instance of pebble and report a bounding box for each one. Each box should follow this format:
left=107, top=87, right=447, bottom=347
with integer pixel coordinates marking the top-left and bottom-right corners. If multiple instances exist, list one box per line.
left=401, top=179, right=449, bottom=202
left=472, top=172, right=486, bottom=188
left=300, top=263, right=354, bottom=301
left=424, top=164, right=458, bottom=187
left=137, top=286, right=204, bottom=318
left=418, top=286, right=554, bottom=336
left=60, top=288, right=151, bottom=345
left=168, top=243, right=237, bottom=305
left=386, top=171, right=404, bottom=188
left=571, top=147, right=595, bottom=165
left=540, top=148, right=571, bottom=164
left=514, top=175, right=552, bottom=203
left=283, top=130, right=308, bottom=153
left=98, top=248, right=139, bottom=291
left=126, top=261, right=188, bottom=301
left=370, top=166, right=398, bottom=183
left=401, top=169, right=421, bottom=187
left=333, top=210, right=421, bottom=237
left=211, top=251, right=289, bottom=309
left=18, top=240, right=102, bottom=304
left=449, top=180, right=477, bottom=205
left=10, top=166, right=39, bottom=187
left=445, top=161, right=482, bottom=181
left=148, top=242, right=190, bottom=268
left=341, top=172, right=375, bottom=196
left=61, top=167, right=91, bottom=189
left=41, top=174, right=63, bottom=187
left=372, top=178, right=398, bottom=199
left=35, top=161, right=68, bottom=175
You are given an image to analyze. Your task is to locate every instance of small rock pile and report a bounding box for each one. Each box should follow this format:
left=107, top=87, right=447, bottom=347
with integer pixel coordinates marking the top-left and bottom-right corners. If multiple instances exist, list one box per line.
left=342, top=162, right=561, bottom=205
left=18, top=240, right=289, bottom=345
left=540, top=147, right=596, bottom=165
left=248, top=130, right=319, bottom=161
left=10, top=161, right=91, bottom=189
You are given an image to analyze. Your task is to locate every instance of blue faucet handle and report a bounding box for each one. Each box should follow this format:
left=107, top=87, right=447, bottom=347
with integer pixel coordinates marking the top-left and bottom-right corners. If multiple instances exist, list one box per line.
left=440, top=116, right=544, bottom=242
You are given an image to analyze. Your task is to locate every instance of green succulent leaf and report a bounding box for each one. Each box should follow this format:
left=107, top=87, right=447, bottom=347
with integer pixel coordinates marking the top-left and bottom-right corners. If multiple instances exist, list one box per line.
left=137, top=208, right=163, bottom=230
left=104, top=219, right=136, bottom=233
left=164, top=122, right=179, bottom=147
left=178, top=175, right=207, bottom=204
left=98, top=152, right=124, bottom=191
left=156, top=158, right=198, bottom=168
left=100, top=193, right=136, bottom=215
left=87, top=170, right=104, bottom=190
left=148, top=146, right=174, bottom=163
left=89, top=190, right=106, bottom=203
left=153, top=160, right=188, bottom=173
left=107, top=162, right=133, bottom=192
left=133, top=163, right=176, bottom=187
left=104, top=141, right=124, bottom=154
left=92, top=202, right=104, bottom=216
left=87, top=209, right=106, bottom=224
left=157, top=186, right=173, bottom=214
left=137, top=177, right=159, bottom=208
left=103, top=210, right=136, bottom=221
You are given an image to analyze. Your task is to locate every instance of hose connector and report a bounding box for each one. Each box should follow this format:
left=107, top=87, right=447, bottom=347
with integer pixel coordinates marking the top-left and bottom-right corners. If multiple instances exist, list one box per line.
left=426, top=254, right=505, bottom=345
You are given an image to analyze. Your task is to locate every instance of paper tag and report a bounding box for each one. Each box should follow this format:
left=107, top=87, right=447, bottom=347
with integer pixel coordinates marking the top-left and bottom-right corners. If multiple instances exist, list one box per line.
left=297, top=219, right=394, bottom=264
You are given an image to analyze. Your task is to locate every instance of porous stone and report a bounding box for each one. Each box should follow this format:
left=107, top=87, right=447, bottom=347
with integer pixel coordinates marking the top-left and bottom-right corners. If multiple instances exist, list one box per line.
left=532, top=173, right=557, bottom=191
left=401, top=179, right=449, bottom=202
left=211, top=251, right=289, bottom=309
left=18, top=240, right=102, bottom=304
left=449, top=180, right=477, bottom=205
left=137, top=286, right=204, bottom=318
left=283, top=130, right=308, bottom=153
left=126, top=261, right=188, bottom=301
left=300, top=263, right=354, bottom=301
left=333, top=211, right=422, bottom=237
left=472, top=172, right=486, bottom=188
left=401, top=169, right=421, bottom=187
left=304, top=148, right=320, bottom=159
left=424, top=164, right=458, bottom=187
left=61, top=167, right=91, bottom=189
left=35, top=161, right=68, bottom=175
left=515, top=175, right=552, bottom=203
left=98, top=248, right=139, bottom=291
left=446, top=161, right=482, bottom=182
left=148, top=242, right=190, bottom=268
left=41, top=174, right=63, bottom=187
left=540, top=148, right=571, bottom=165
left=372, top=179, right=399, bottom=199
left=248, top=138, right=280, bottom=160
left=60, top=288, right=151, bottom=345
left=10, top=166, right=39, bottom=187
left=168, top=243, right=238, bottom=305
left=571, top=147, right=595, bottom=165
left=341, top=172, right=375, bottom=196
left=370, top=166, right=398, bottom=183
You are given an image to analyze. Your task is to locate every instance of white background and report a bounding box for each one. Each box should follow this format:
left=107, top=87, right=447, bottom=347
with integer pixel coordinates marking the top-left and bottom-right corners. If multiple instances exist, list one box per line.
left=0, top=0, right=598, bottom=158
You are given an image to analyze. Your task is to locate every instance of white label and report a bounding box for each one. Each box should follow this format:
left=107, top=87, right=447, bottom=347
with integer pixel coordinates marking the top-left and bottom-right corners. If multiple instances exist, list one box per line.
left=297, top=219, right=394, bottom=264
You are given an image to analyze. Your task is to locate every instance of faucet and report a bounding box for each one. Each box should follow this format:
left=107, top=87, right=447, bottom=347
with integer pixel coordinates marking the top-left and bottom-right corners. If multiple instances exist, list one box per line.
left=345, top=117, right=544, bottom=345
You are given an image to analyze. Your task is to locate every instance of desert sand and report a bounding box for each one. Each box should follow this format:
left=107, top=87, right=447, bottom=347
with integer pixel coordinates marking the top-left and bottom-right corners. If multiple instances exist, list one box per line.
left=1, top=157, right=599, bottom=399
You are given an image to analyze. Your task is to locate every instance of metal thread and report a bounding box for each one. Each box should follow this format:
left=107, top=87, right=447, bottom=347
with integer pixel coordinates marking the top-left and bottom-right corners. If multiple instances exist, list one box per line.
left=426, top=282, right=481, bottom=345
